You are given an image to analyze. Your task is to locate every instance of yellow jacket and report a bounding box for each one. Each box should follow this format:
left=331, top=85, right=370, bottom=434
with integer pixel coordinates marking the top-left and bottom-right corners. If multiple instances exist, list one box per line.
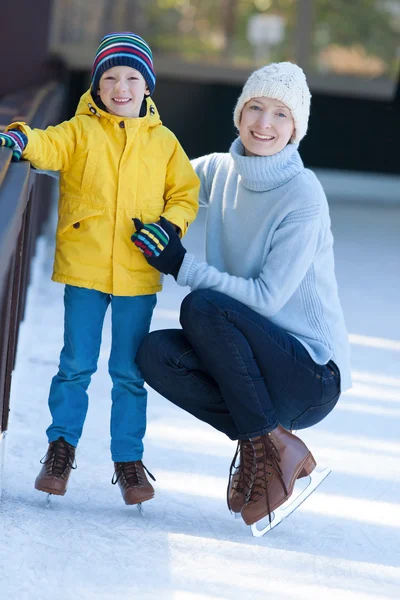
left=8, top=90, right=199, bottom=296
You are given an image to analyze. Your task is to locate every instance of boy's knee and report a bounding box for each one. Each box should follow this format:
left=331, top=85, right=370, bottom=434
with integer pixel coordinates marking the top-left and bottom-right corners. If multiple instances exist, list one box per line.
left=61, top=352, right=98, bottom=378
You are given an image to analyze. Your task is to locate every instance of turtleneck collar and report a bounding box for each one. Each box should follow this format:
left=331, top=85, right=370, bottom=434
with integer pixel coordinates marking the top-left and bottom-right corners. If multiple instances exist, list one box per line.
left=229, top=137, right=304, bottom=192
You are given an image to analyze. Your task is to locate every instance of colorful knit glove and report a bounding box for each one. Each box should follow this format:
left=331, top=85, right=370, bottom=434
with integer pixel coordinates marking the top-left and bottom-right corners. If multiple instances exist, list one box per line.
left=131, top=216, right=187, bottom=280
left=0, top=130, right=28, bottom=161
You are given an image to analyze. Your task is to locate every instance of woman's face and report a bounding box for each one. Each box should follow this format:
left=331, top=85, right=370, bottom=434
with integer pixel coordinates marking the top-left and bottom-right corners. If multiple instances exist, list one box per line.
left=239, top=97, right=295, bottom=157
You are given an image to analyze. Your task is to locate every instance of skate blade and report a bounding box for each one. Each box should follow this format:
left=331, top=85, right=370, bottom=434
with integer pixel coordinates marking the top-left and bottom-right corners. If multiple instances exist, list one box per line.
left=136, top=502, right=144, bottom=516
left=45, top=494, right=52, bottom=508
left=0, top=431, right=7, bottom=501
left=250, top=465, right=331, bottom=537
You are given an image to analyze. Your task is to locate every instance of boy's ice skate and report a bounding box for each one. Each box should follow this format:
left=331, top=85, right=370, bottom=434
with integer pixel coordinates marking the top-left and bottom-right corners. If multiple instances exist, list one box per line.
left=241, top=426, right=330, bottom=536
left=112, top=460, right=155, bottom=514
left=35, top=437, right=76, bottom=505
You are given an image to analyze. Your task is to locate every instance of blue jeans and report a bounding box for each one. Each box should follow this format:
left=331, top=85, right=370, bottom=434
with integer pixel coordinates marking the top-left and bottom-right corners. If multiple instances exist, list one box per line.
left=137, top=289, right=341, bottom=440
left=47, top=285, right=156, bottom=461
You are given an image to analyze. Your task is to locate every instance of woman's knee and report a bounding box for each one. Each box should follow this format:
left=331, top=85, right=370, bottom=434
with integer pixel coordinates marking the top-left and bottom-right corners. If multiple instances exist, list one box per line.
left=136, top=329, right=186, bottom=382
left=180, top=289, right=226, bottom=330
left=136, top=331, right=165, bottom=379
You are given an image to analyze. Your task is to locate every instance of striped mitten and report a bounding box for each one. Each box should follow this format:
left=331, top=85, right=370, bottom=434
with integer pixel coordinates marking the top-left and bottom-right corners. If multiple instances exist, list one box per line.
left=131, top=216, right=186, bottom=279
left=132, top=219, right=170, bottom=258
left=0, top=130, right=28, bottom=161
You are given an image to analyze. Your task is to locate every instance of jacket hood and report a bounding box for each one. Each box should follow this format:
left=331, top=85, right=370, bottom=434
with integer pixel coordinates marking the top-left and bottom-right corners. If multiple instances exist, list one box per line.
left=75, top=89, right=162, bottom=128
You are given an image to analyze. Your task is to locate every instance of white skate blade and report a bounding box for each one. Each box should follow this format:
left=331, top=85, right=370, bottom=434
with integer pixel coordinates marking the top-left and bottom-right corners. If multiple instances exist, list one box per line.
left=0, top=431, right=7, bottom=501
left=45, top=494, right=52, bottom=508
left=250, top=465, right=331, bottom=537
left=136, top=502, right=144, bottom=516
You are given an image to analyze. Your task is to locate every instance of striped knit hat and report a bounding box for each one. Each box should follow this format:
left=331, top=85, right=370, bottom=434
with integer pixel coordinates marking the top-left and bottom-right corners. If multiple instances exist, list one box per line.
left=91, top=32, right=156, bottom=96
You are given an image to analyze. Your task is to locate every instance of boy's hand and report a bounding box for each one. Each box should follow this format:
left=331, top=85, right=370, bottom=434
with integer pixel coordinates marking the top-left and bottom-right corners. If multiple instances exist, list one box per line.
left=0, top=130, right=27, bottom=161
left=131, top=216, right=187, bottom=280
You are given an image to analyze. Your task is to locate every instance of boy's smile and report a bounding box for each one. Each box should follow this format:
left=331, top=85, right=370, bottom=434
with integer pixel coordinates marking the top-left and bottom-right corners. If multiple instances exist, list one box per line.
left=98, top=66, right=149, bottom=118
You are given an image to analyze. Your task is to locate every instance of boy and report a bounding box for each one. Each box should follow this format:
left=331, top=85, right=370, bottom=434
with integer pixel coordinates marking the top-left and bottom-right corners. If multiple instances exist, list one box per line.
left=0, top=32, right=199, bottom=507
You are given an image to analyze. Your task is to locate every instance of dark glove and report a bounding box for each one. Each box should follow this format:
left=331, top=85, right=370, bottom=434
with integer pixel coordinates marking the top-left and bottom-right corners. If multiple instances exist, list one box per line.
left=131, top=216, right=186, bottom=279
left=0, top=130, right=28, bottom=161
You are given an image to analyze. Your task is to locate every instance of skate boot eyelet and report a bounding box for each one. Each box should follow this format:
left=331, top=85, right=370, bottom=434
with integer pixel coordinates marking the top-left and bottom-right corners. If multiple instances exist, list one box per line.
left=227, top=440, right=255, bottom=514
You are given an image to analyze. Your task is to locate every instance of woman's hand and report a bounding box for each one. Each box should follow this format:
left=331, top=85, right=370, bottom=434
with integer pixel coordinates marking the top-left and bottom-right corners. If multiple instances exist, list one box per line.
left=131, top=216, right=187, bottom=279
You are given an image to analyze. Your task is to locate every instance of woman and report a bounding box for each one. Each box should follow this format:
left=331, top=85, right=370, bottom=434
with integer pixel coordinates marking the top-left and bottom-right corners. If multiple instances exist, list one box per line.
left=132, top=62, right=351, bottom=528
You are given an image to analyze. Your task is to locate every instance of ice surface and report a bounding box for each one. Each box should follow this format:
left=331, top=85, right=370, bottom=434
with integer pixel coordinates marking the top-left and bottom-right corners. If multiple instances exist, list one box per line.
left=1, top=199, right=400, bottom=599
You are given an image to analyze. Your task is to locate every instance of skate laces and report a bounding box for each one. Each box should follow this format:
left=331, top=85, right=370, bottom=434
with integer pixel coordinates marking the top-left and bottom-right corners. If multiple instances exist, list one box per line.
left=227, top=440, right=254, bottom=510
left=112, top=461, right=156, bottom=487
left=248, top=434, right=288, bottom=523
left=40, top=437, right=77, bottom=479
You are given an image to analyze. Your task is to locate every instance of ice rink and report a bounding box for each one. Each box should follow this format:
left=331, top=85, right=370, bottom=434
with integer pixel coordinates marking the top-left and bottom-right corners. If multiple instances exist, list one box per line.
left=1, top=187, right=400, bottom=599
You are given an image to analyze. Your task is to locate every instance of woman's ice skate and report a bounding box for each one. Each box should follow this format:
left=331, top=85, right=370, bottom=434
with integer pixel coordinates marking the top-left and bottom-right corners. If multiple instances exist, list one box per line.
left=241, top=426, right=330, bottom=536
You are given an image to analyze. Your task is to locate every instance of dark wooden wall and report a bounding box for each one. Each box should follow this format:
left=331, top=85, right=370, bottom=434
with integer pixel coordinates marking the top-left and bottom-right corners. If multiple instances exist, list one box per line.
left=151, top=73, right=400, bottom=175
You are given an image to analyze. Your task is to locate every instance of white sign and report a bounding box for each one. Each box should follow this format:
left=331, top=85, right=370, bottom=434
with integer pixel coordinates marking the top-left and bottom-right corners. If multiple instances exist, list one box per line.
left=247, top=14, right=285, bottom=46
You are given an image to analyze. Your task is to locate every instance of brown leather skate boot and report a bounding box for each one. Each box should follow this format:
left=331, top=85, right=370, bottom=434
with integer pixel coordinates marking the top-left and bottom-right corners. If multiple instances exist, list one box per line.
left=35, top=437, right=77, bottom=496
left=241, top=426, right=316, bottom=526
left=227, top=440, right=254, bottom=514
left=112, top=461, right=155, bottom=505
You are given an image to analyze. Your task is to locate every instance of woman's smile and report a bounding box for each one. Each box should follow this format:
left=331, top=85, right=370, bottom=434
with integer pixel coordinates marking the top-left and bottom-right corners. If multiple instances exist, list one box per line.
left=251, top=131, right=275, bottom=141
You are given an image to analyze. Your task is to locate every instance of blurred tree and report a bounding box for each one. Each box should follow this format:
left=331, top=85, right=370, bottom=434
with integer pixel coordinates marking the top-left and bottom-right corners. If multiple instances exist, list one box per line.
left=220, top=0, right=239, bottom=56
left=49, top=0, right=399, bottom=78
left=314, top=0, right=399, bottom=75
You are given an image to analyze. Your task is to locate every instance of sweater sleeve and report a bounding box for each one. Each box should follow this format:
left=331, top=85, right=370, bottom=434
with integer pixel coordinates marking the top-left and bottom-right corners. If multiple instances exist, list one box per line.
left=6, top=118, right=80, bottom=172
left=191, top=153, right=222, bottom=207
left=177, top=204, right=322, bottom=317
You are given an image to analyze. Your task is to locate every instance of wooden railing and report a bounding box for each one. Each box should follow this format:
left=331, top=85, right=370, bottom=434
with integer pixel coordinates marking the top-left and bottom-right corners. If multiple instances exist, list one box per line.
left=0, top=82, right=64, bottom=442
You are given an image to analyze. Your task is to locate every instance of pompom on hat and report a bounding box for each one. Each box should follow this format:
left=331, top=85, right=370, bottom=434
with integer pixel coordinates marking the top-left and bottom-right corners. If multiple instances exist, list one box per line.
left=91, top=32, right=156, bottom=96
left=233, top=62, right=311, bottom=143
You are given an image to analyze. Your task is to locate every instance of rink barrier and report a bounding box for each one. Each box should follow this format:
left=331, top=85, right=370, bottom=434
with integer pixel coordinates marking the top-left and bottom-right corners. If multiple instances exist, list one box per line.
left=0, top=82, right=64, bottom=436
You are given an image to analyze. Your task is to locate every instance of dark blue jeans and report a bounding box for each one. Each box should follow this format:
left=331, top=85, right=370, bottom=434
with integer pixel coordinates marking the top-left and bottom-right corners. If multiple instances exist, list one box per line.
left=137, top=289, right=341, bottom=440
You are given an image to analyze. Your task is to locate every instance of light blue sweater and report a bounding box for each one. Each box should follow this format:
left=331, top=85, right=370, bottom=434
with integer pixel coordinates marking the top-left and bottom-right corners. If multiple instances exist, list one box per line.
left=177, top=138, right=352, bottom=391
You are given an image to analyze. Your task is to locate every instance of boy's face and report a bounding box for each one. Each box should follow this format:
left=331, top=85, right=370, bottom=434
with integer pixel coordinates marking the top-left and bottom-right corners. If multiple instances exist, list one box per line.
left=98, top=66, right=149, bottom=118
left=239, top=97, right=295, bottom=157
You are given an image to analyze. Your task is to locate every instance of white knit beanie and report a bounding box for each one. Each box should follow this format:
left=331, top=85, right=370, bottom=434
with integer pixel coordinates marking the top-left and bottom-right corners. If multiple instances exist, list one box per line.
left=233, top=62, right=311, bottom=143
